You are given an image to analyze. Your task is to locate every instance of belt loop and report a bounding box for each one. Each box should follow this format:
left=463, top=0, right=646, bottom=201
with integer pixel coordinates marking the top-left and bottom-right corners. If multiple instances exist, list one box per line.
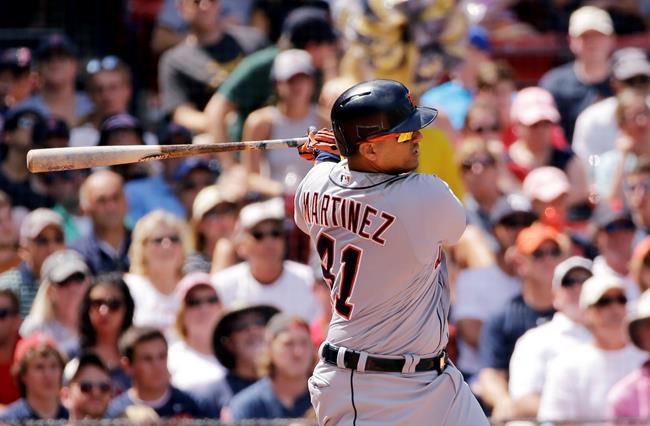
left=336, top=346, right=347, bottom=369
left=402, top=354, right=420, bottom=374
left=319, top=341, right=328, bottom=359
left=356, top=351, right=369, bottom=373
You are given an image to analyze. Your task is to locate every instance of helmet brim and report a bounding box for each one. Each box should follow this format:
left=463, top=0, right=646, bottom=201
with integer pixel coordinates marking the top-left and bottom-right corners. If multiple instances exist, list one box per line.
left=389, top=106, right=438, bottom=134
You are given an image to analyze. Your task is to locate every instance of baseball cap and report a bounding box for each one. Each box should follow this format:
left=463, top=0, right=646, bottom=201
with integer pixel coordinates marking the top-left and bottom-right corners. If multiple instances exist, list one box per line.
left=281, top=6, right=337, bottom=49
left=591, top=201, right=634, bottom=230
left=511, top=87, right=560, bottom=126
left=516, top=223, right=568, bottom=255
left=238, top=197, right=285, bottom=230
left=3, top=107, right=47, bottom=144
left=628, top=289, right=650, bottom=351
left=192, top=185, right=238, bottom=222
left=265, top=313, right=310, bottom=340
left=36, top=33, right=78, bottom=61
left=569, top=6, right=614, bottom=38
left=612, top=48, right=650, bottom=81
left=271, top=49, right=315, bottom=82
left=176, top=272, right=216, bottom=302
left=19, top=208, right=63, bottom=245
left=41, top=249, right=90, bottom=284
left=551, top=256, right=593, bottom=289
left=522, top=167, right=570, bottom=203
left=490, top=193, right=536, bottom=226
left=579, top=274, right=625, bottom=310
left=158, top=122, right=193, bottom=146
left=98, top=113, right=143, bottom=146
left=0, top=47, right=32, bottom=72
left=44, top=116, right=70, bottom=140
left=173, top=157, right=220, bottom=182
left=13, top=332, right=59, bottom=365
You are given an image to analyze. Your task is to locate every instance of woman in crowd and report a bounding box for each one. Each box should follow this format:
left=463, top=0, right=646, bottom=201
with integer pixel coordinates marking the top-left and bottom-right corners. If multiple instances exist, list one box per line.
left=168, top=272, right=225, bottom=414
left=124, top=209, right=192, bottom=333
left=21, top=250, right=91, bottom=358
left=78, top=272, right=135, bottom=395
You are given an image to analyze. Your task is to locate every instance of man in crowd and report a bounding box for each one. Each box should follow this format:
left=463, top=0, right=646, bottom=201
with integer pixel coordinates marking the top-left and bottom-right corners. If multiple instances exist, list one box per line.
left=0, top=289, right=21, bottom=407
left=0, top=208, right=65, bottom=317
left=0, top=47, right=34, bottom=115
left=61, top=353, right=113, bottom=421
left=107, top=326, right=202, bottom=418
left=0, top=191, right=20, bottom=274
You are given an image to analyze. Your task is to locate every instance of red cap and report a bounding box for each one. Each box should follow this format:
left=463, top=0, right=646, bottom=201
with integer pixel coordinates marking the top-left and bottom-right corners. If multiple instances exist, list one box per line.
left=516, top=223, right=568, bottom=255
left=13, top=333, right=58, bottom=365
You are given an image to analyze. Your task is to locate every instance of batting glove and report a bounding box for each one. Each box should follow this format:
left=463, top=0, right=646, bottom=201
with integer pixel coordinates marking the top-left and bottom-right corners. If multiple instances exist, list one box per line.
left=298, top=127, right=340, bottom=162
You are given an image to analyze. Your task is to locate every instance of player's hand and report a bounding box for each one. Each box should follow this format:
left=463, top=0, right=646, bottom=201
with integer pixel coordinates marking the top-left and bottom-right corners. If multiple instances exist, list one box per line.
left=298, top=127, right=339, bottom=161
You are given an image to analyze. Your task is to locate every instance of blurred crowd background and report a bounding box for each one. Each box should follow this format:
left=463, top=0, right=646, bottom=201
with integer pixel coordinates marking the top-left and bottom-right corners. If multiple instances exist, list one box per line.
left=0, top=0, right=650, bottom=424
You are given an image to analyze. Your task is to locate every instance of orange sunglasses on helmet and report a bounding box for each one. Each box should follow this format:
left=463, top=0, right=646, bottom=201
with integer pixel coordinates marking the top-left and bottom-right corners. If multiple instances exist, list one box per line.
left=365, top=131, right=415, bottom=144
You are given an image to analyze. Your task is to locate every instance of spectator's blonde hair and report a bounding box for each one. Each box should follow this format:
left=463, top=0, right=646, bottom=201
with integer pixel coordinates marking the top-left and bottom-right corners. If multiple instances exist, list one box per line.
left=615, top=88, right=649, bottom=126
left=128, top=210, right=193, bottom=276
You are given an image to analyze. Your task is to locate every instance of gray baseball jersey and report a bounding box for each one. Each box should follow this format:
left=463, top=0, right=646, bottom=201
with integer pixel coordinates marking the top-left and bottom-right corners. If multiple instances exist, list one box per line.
left=294, top=159, right=466, bottom=357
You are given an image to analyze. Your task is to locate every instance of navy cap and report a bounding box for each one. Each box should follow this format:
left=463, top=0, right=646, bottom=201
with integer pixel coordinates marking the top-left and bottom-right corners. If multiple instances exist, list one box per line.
left=158, top=122, right=192, bottom=145
left=592, top=201, right=634, bottom=229
left=98, top=113, right=143, bottom=146
left=173, top=157, right=220, bottom=181
left=36, top=33, right=78, bottom=61
left=0, top=47, right=32, bottom=72
left=281, top=7, right=337, bottom=49
left=3, top=107, right=47, bottom=145
left=44, top=116, right=69, bottom=140
left=468, top=26, right=491, bottom=53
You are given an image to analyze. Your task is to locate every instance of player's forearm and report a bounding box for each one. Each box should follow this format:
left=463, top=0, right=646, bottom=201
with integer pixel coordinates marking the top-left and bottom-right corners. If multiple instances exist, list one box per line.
left=512, top=393, right=541, bottom=419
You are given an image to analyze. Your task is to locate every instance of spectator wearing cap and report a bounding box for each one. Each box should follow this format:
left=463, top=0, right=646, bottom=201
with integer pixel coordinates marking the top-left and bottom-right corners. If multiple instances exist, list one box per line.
left=0, top=333, right=68, bottom=421
left=186, top=184, right=239, bottom=274
left=0, top=108, right=54, bottom=210
left=507, top=87, right=590, bottom=207
left=214, top=198, right=319, bottom=322
left=0, top=208, right=65, bottom=317
left=124, top=210, right=191, bottom=332
left=477, top=223, right=565, bottom=420
left=168, top=272, right=225, bottom=413
left=538, top=275, right=647, bottom=422
left=540, top=6, right=615, bottom=141
left=223, top=313, right=314, bottom=421
left=591, top=202, right=641, bottom=302
left=173, top=157, right=220, bottom=220
left=508, top=257, right=594, bottom=418
left=73, top=170, right=131, bottom=275
left=205, top=5, right=337, bottom=163
left=594, top=89, right=650, bottom=204
left=20, top=249, right=91, bottom=358
left=624, top=157, right=650, bottom=242
left=0, top=47, right=34, bottom=113
left=158, top=0, right=267, bottom=135
left=420, top=26, right=492, bottom=130
left=241, top=49, right=318, bottom=184
left=0, top=288, right=21, bottom=406
left=454, top=194, right=536, bottom=379
left=18, top=33, right=93, bottom=126
left=210, top=304, right=279, bottom=414
left=106, top=326, right=203, bottom=419
left=573, top=47, right=650, bottom=175
left=60, top=352, right=113, bottom=421
left=607, top=288, right=650, bottom=420
left=630, top=237, right=650, bottom=293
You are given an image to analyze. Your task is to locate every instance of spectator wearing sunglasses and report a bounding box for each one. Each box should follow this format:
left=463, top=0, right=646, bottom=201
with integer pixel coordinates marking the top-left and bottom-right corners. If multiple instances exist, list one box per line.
left=538, top=274, right=646, bottom=423
left=168, top=272, right=224, bottom=414
left=125, top=210, right=191, bottom=333
left=509, top=256, right=594, bottom=419
left=20, top=250, right=91, bottom=358
left=454, top=194, right=536, bottom=380
left=79, top=273, right=135, bottom=396
left=625, top=157, right=650, bottom=243
left=0, top=288, right=21, bottom=407
left=61, top=352, right=112, bottom=421
left=476, top=223, right=564, bottom=421
left=214, top=198, right=319, bottom=322
left=0, top=208, right=65, bottom=318
left=591, top=202, right=640, bottom=303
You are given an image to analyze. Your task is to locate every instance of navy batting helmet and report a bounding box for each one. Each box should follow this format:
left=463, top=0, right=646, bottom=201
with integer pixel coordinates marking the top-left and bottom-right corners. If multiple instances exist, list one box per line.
left=330, top=79, right=438, bottom=156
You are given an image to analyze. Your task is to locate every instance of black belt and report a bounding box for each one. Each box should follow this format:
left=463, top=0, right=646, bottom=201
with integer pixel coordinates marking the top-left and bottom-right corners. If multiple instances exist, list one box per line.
left=321, top=343, right=448, bottom=374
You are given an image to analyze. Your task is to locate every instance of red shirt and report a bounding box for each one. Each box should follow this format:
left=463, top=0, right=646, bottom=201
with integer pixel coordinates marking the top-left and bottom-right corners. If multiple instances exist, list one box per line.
left=0, top=337, right=20, bottom=406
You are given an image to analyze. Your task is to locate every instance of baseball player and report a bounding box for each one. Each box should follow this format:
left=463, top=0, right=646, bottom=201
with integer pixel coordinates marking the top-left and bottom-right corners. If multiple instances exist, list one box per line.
left=294, top=80, right=488, bottom=425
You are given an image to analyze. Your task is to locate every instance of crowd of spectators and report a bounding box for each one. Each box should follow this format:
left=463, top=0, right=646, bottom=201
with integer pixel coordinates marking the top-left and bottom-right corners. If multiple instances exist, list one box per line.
left=0, top=0, right=650, bottom=424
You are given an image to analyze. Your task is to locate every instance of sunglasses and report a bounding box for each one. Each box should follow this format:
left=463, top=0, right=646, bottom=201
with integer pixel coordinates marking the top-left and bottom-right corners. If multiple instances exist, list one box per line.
left=531, top=247, right=562, bottom=260
left=622, top=75, right=650, bottom=87
left=148, top=235, right=181, bottom=245
left=594, top=294, right=627, bottom=308
left=55, top=272, right=87, bottom=288
left=90, top=298, right=124, bottom=312
left=231, top=317, right=266, bottom=333
left=181, top=179, right=214, bottom=191
left=186, top=295, right=220, bottom=308
left=561, top=274, right=591, bottom=288
left=625, top=180, right=650, bottom=194
left=366, top=131, right=415, bottom=144
left=33, top=234, right=64, bottom=246
left=461, top=157, right=496, bottom=172
left=78, top=380, right=112, bottom=395
left=86, top=56, right=122, bottom=75
left=251, top=229, right=283, bottom=241
left=603, top=220, right=636, bottom=233
left=0, top=307, right=18, bottom=320
left=499, top=215, right=534, bottom=229
left=470, top=125, right=500, bottom=134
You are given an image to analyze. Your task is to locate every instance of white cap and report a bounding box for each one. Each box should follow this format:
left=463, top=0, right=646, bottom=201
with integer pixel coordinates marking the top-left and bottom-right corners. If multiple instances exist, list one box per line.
left=579, top=274, right=626, bottom=310
left=552, top=256, right=593, bottom=289
left=523, top=166, right=570, bottom=203
left=239, top=198, right=285, bottom=230
left=19, top=208, right=63, bottom=246
left=569, top=6, right=613, bottom=37
left=271, top=49, right=315, bottom=82
left=192, top=185, right=237, bottom=222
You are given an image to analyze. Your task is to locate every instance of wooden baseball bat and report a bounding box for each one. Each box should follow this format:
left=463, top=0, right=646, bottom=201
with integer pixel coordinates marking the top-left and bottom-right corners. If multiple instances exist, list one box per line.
left=27, top=137, right=308, bottom=173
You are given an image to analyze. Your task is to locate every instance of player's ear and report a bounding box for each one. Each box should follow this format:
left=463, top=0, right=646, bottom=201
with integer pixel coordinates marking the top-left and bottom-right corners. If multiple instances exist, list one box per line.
left=358, top=142, right=378, bottom=161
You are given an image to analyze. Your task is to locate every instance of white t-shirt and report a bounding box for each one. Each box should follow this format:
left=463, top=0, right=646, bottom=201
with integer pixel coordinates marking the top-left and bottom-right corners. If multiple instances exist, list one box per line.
left=509, top=312, right=592, bottom=399
left=452, top=263, right=521, bottom=375
left=168, top=340, right=226, bottom=395
left=124, top=273, right=181, bottom=333
left=213, top=260, right=319, bottom=322
left=538, top=343, right=647, bottom=423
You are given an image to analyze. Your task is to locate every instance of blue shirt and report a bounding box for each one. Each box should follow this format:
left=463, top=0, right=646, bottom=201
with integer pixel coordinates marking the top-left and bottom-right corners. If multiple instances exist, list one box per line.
left=228, top=377, right=312, bottom=421
left=124, top=175, right=186, bottom=224
left=419, top=81, right=473, bottom=130
left=106, top=386, right=204, bottom=419
left=0, top=398, right=68, bottom=421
